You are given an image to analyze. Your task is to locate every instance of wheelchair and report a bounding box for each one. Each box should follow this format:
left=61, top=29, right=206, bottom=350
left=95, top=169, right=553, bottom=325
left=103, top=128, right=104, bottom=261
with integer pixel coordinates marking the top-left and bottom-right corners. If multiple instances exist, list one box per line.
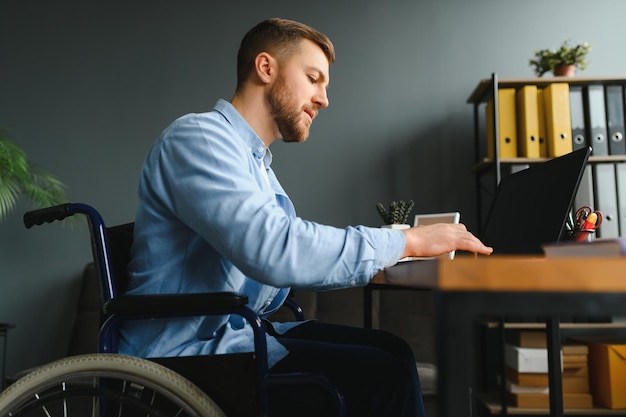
left=0, top=203, right=345, bottom=417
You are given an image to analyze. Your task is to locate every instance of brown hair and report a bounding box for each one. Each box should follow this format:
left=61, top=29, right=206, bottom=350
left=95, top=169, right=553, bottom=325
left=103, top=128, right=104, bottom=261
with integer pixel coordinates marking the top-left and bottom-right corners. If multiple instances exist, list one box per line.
left=236, top=18, right=335, bottom=89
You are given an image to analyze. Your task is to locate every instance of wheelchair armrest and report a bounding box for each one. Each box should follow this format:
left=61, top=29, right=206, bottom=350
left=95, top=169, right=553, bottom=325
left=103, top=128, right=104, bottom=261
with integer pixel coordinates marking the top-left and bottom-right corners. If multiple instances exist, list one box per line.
left=281, top=298, right=305, bottom=321
left=103, top=292, right=248, bottom=317
left=99, top=290, right=270, bottom=410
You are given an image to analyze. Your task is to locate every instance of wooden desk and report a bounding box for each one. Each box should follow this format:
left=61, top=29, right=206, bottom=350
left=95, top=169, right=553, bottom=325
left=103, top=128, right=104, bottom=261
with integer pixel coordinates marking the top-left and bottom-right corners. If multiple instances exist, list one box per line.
left=370, top=256, right=626, bottom=417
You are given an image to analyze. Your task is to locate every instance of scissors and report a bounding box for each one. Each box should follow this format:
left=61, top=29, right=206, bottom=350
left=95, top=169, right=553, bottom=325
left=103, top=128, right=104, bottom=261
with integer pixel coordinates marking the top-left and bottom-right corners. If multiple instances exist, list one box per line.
left=575, top=206, right=603, bottom=232
left=574, top=206, right=602, bottom=242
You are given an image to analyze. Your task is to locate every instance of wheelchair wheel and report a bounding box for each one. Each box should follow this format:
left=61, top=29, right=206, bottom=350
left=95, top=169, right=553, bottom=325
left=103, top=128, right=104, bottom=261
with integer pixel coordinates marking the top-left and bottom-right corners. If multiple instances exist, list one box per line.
left=0, top=353, right=226, bottom=417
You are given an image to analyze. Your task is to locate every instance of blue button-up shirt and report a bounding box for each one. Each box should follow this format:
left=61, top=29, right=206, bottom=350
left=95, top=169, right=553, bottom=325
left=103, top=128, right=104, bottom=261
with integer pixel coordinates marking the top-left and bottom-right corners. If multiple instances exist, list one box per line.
left=120, top=99, right=405, bottom=367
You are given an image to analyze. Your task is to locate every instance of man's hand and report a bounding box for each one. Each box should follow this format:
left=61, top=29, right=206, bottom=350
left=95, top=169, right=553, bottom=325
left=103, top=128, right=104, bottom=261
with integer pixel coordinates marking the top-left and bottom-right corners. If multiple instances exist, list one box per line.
left=401, top=223, right=493, bottom=258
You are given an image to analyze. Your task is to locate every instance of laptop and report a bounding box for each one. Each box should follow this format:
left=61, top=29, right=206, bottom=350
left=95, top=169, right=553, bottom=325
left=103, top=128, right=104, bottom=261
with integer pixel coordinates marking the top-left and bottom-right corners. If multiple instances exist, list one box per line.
left=480, top=147, right=591, bottom=254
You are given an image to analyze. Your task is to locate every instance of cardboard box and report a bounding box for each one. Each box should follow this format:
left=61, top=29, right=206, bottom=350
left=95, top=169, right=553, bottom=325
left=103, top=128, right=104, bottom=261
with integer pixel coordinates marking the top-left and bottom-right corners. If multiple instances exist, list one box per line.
left=505, top=344, right=550, bottom=373
left=563, top=354, right=587, bottom=369
left=509, top=393, right=593, bottom=409
left=588, top=342, right=626, bottom=409
left=562, top=375, right=590, bottom=394
left=563, top=344, right=589, bottom=356
left=510, top=330, right=547, bottom=348
left=505, top=344, right=586, bottom=373
left=506, top=380, right=548, bottom=394
left=506, top=367, right=589, bottom=394
left=506, top=367, right=548, bottom=386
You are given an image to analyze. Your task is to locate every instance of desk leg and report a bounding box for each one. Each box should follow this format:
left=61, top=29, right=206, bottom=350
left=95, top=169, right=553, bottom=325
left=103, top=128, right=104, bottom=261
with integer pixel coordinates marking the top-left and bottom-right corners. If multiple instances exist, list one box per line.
left=436, top=292, right=475, bottom=417
left=546, top=316, right=563, bottom=417
left=497, top=317, right=508, bottom=416
left=363, top=286, right=372, bottom=329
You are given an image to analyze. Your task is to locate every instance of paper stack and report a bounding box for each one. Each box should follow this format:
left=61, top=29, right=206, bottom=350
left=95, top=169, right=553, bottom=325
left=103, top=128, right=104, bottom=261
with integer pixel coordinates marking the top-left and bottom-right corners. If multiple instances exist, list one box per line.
left=504, top=330, right=593, bottom=409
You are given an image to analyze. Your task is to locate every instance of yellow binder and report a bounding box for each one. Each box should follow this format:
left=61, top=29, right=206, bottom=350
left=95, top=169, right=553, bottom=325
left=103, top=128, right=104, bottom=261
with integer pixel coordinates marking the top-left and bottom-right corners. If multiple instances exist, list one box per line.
left=537, top=88, right=548, bottom=157
left=543, top=83, right=573, bottom=157
left=486, top=88, right=518, bottom=159
left=516, top=85, right=541, bottom=158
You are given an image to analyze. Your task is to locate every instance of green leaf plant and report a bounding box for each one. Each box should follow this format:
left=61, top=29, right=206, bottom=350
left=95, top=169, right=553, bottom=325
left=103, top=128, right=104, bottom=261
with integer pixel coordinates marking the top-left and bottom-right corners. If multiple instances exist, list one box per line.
left=376, top=200, right=415, bottom=225
left=0, top=127, right=68, bottom=222
left=529, top=40, right=591, bottom=77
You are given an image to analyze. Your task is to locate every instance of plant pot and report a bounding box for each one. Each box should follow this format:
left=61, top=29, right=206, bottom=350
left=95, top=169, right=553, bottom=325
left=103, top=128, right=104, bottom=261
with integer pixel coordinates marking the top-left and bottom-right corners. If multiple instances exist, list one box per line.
left=381, top=224, right=410, bottom=230
left=553, top=64, right=576, bottom=77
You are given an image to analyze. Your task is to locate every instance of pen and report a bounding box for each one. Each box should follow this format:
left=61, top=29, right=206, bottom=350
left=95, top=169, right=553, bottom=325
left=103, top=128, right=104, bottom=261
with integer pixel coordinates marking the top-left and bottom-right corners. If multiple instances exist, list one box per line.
left=575, top=212, right=598, bottom=242
left=582, top=212, right=598, bottom=231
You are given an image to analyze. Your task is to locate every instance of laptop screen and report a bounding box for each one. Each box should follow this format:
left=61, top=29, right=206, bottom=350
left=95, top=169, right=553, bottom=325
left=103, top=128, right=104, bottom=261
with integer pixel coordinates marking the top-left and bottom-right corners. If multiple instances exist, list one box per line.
left=480, top=147, right=591, bottom=254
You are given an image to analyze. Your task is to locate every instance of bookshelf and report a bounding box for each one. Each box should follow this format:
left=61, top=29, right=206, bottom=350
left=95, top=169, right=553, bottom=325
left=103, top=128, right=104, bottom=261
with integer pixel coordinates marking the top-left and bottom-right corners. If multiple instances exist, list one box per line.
left=468, top=74, right=626, bottom=414
left=476, top=320, right=626, bottom=416
left=476, top=318, right=626, bottom=416
left=467, top=74, right=626, bottom=234
left=479, top=393, right=626, bottom=416
left=467, top=75, right=626, bottom=415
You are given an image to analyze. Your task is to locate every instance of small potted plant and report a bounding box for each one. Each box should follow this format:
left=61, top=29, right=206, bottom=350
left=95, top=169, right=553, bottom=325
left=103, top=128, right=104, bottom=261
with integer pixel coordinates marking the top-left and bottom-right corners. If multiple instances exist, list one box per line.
left=0, top=127, right=68, bottom=222
left=529, top=40, right=591, bottom=77
left=376, top=200, right=414, bottom=229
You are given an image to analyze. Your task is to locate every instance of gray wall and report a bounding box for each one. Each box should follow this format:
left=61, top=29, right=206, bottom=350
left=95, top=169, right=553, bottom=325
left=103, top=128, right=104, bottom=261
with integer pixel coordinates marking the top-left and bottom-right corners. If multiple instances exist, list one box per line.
left=2, top=0, right=626, bottom=375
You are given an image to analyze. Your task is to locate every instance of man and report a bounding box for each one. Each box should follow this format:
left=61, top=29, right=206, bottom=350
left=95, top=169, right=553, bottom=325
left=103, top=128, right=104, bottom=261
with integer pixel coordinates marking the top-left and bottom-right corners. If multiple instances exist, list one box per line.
left=122, top=18, right=492, bottom=416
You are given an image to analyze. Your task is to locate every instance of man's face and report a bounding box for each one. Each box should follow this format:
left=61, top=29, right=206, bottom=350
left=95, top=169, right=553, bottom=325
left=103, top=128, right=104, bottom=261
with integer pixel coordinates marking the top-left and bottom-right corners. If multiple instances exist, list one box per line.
left=267, top=39, right=330, bottom=143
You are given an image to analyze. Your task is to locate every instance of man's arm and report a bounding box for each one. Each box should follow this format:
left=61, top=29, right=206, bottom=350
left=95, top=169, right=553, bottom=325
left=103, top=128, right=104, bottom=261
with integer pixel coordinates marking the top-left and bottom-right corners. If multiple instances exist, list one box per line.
left=401, top=223, right=493, bottom=258
left=150, top=113, right=404, bottom=290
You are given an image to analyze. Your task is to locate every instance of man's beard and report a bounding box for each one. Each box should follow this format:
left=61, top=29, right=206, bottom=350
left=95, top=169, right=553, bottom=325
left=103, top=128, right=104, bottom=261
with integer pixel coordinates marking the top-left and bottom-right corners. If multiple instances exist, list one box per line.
left=267, top=75, right=310, bottom=143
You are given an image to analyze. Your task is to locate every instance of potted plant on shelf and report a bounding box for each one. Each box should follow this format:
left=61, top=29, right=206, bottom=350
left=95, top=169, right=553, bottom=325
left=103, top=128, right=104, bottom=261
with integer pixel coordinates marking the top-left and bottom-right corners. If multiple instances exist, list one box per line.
left=0, top=127, right=68, bottom=222
left=529, top=40, right=591, bottom=77
left=376, top=200, right=414, bottom=229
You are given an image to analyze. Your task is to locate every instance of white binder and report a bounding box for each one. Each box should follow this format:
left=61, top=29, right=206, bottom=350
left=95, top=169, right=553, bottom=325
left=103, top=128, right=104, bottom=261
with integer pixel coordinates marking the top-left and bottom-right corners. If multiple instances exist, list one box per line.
left=593, top=164, right=620, bottom=238
left=569, top=85, right=587, bottom=151
left=584, top=85, right=609, bottom=156
left=615, top=163, right=626, bottom=236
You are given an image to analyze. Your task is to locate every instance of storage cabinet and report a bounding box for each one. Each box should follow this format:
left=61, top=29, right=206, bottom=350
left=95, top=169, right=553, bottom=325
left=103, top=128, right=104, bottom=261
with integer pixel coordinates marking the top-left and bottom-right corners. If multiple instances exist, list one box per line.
left=467, top=74, right=626, bottom=237
left=468, top=74, right=626, bottom=416
left=477, top=320, right=626, bottom=416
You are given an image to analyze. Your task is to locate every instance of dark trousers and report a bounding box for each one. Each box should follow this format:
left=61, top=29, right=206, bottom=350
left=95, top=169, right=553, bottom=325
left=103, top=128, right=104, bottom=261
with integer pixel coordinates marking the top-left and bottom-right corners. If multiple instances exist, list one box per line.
left=268, top=321, right=426, bottom=417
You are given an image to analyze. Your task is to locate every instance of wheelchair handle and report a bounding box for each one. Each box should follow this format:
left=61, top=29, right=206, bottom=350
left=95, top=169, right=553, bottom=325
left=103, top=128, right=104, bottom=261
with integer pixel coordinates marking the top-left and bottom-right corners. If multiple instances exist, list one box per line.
left=23, top=203, right=73, bottom=228
left=23, top=202, right=104, bottom=229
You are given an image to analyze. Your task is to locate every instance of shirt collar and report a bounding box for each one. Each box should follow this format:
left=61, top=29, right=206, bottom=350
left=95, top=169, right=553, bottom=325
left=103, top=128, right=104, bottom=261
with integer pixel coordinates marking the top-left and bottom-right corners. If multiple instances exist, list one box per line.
left=213, top=99, right=272, bottom=168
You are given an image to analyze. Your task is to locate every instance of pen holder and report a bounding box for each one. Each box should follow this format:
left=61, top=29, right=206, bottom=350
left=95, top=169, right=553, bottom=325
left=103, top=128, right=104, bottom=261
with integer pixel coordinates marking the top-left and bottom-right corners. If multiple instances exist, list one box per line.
left=576, top=229, right=595, bottom=243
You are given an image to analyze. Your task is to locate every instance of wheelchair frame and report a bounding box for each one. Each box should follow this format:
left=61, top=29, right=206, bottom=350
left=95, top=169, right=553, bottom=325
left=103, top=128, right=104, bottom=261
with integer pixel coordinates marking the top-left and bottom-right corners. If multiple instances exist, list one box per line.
left=0, top=203, right=345, bottom=417
left=0, top=353, right=226, bottom=416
